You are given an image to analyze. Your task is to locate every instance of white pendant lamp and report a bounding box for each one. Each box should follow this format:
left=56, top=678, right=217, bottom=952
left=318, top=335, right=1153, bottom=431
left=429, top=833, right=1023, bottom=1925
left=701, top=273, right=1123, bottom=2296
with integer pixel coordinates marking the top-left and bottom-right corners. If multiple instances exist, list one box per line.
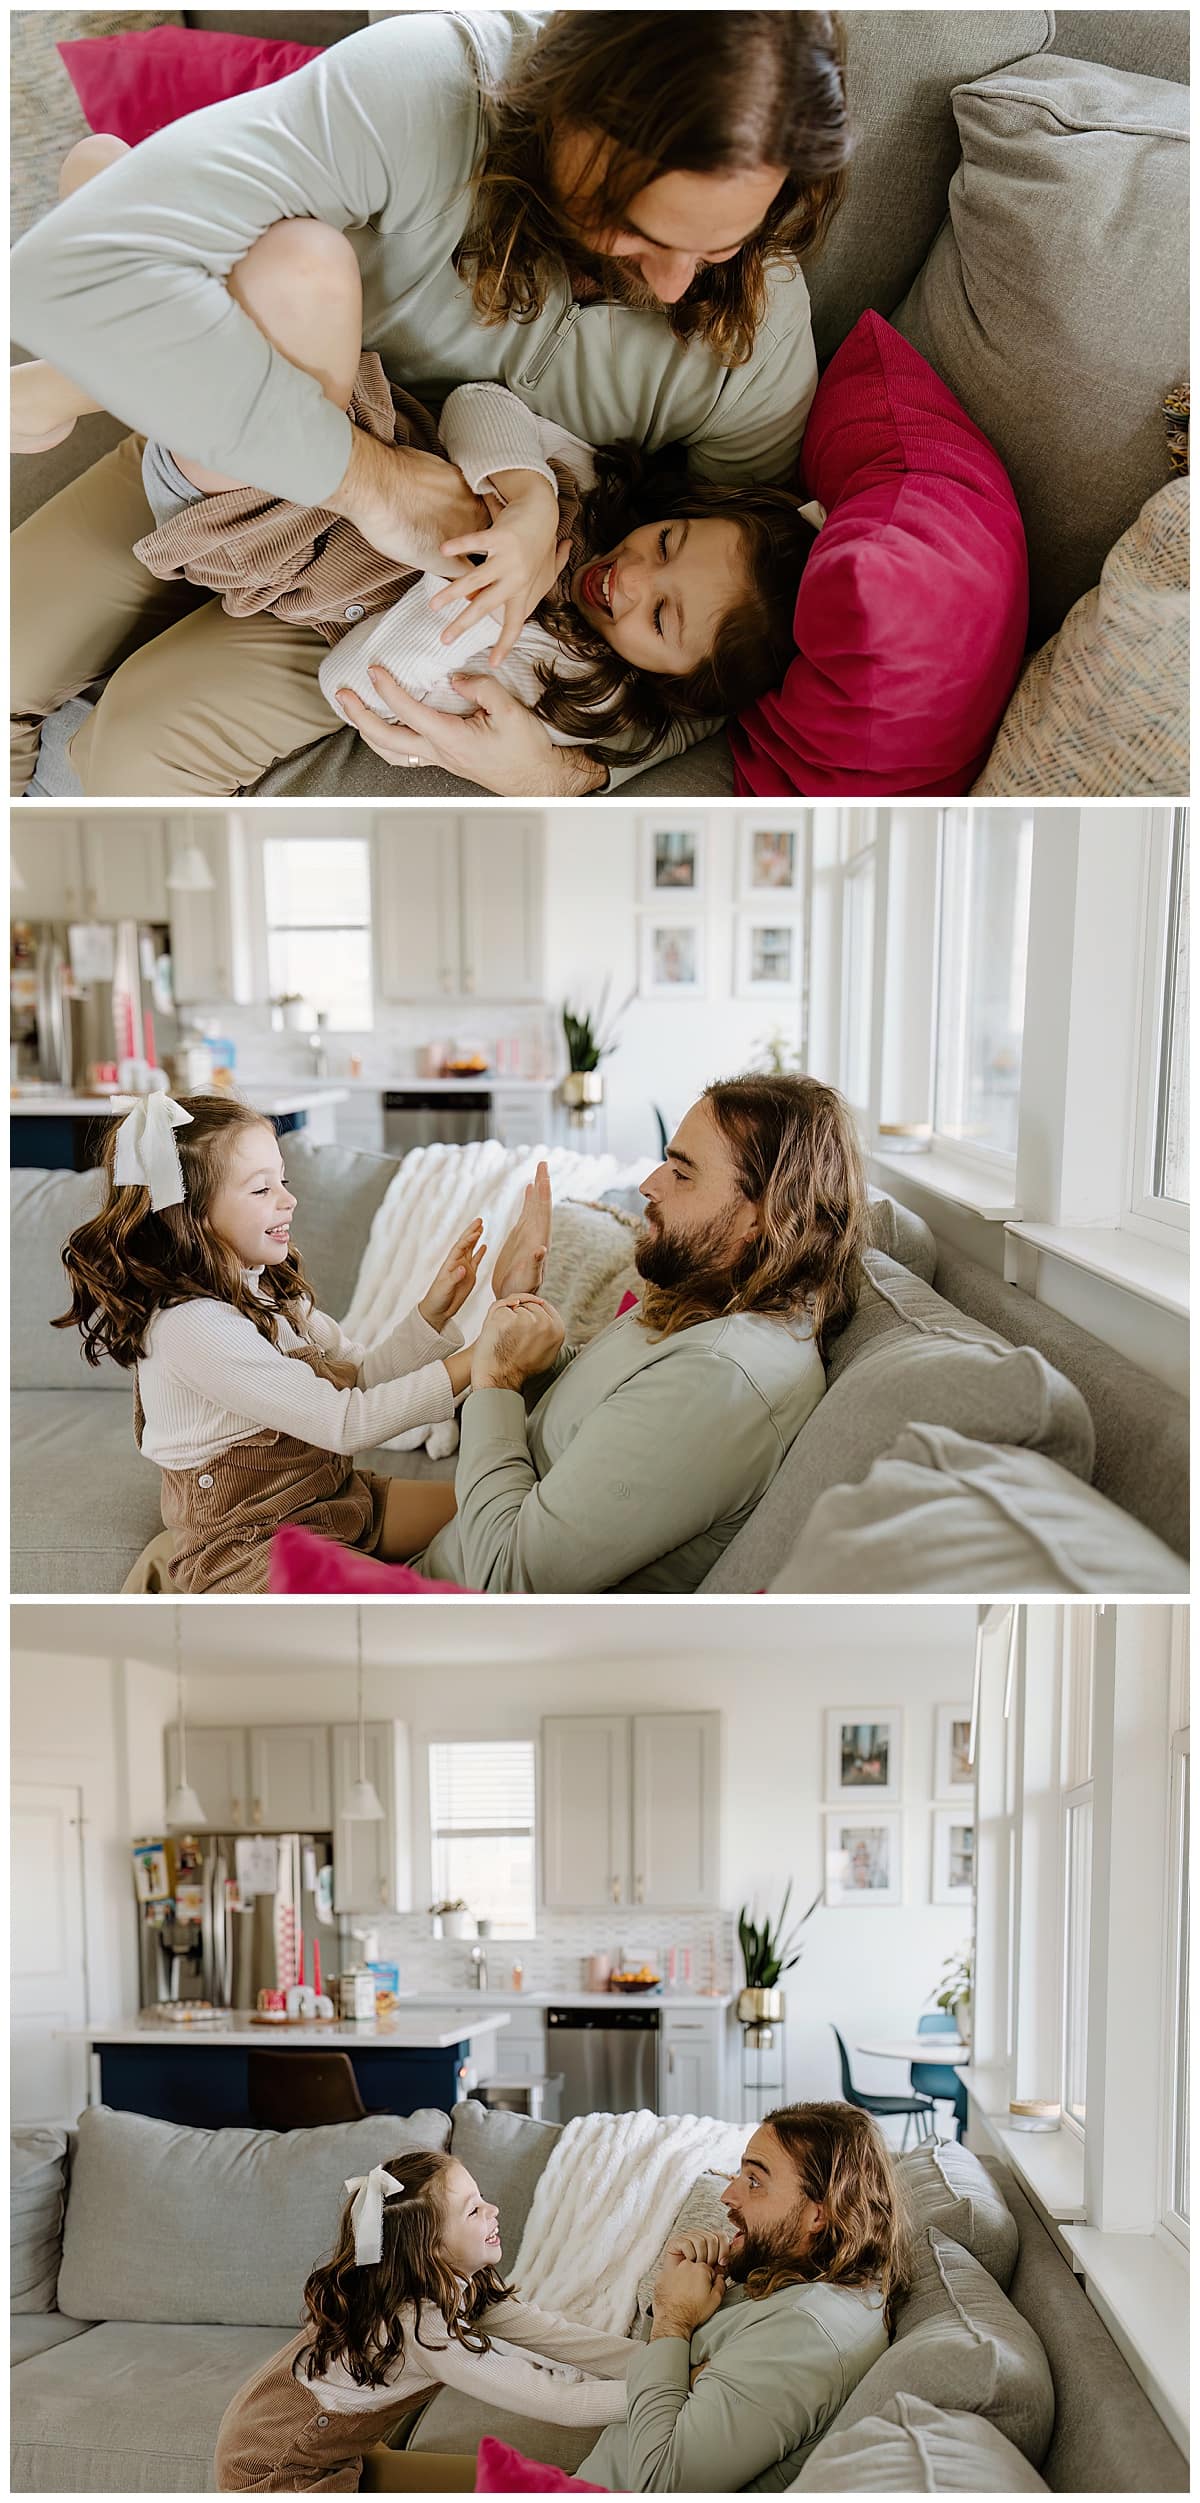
left=164, top=1604, right=207, bottom=1829
left=166, top=841, right=215, bottom=894
left=345, top=1606, right=384, bottom=1821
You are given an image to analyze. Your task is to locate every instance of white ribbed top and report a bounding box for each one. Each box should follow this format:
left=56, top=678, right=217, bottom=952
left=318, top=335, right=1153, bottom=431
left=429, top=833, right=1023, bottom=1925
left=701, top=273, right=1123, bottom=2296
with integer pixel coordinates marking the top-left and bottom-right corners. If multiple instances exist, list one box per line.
left=136, top=1292, right=462, bottom=1468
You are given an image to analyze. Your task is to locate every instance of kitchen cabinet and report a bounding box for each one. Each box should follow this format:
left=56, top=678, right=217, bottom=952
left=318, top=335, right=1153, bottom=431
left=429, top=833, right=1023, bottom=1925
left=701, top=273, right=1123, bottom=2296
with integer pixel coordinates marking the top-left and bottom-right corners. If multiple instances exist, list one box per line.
left=247, top=1727, right=331, bottom=1830
left=486, top=2008, right=547, bottom=2082
left=542, top=1717, right=632, bottom=1910
left=541, top=1713, right=722, bottom=1912
left=168, top=814, right=254, bottom=1006
left=331, top=1722, right=413, bottom=1915
left=11, top=816, right=168, bottom=924
left=661, top=2008, right=726, bottom=2120
left=375, top=812, right=545, bottom=1003
left=164, top=1726, right=249, bottom=1831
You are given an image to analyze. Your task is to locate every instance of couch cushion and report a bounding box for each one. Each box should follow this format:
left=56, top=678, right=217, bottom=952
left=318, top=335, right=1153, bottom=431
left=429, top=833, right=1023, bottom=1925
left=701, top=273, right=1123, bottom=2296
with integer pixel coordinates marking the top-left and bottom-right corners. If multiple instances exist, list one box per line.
left=56, top=2104, right=451, bottom=2328
left=11, top=1388, right=163, bottom=1595
left=973, top=475, right=1188, bottom=798
left=10, top=2312, right=95, bottom=2365
left=835, top=2229, right=1055, bottom=2465
left=865, top=1192, right=937, bottom=1285
left=10, top=2317, right=282, bottom=2494
left=792, top=2391, right=1049, bottom=2490
left=449, top=2101, right=561, bottom=2259
left=895, top=53, right=1189, bottom=640
left=11, top=2127, right=69, bottom=2313
left=895, top=2140, right=1018, bottom=2292
left=777, top=1421, right=1189, bottom=1595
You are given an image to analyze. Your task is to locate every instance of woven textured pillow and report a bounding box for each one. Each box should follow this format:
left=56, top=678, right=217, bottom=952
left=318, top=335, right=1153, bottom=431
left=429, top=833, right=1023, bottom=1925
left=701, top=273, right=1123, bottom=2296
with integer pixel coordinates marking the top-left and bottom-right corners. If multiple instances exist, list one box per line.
left=974, top=477, right=1188, bottom=796
left=792, top=2392, right=1050, bottom=2491
left=895, top=2141, right=1019, bottom=2291
left=835, top=2229, right=1055, bottom=2465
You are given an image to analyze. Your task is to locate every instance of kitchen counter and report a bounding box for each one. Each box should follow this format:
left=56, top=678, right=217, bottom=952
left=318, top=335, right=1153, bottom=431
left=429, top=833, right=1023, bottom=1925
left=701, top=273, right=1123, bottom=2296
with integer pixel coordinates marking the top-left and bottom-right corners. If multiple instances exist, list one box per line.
left=11, top=1087, right=349, bottom=1117
left=70, top=2011, right=509, bottom=2128
left=397, top=1991, right=733, bottom=2011
left=72, top=2012, right=510, bottom=2050
left=10, top=1085, right=349, bottom=1171
left=237, top=1075, right=558, bottom=1096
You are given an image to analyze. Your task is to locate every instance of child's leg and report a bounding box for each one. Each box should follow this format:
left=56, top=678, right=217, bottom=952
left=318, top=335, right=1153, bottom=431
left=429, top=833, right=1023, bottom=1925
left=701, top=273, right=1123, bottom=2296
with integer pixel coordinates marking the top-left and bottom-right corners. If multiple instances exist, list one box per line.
left=11, top=135, right=131, bottom=452
left=377, top=1478, right=459, bottom=1562
left=170, top=218, right=363, bottom=495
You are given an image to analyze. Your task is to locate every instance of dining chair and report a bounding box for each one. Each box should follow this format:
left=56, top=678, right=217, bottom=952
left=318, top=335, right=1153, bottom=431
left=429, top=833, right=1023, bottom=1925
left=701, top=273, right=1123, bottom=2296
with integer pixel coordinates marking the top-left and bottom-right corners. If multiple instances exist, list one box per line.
left=248, top=2048, right=369, bottom=2132
left=911, top=2010, right=969, bottom=2140
left=830, top=2026, right=937, bottom=2151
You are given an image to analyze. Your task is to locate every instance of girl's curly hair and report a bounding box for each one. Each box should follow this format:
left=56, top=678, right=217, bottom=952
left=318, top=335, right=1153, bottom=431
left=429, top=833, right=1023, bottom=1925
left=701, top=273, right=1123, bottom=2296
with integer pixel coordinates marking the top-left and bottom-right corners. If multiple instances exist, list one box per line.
left=302, top=2151, right=509, bottom=2387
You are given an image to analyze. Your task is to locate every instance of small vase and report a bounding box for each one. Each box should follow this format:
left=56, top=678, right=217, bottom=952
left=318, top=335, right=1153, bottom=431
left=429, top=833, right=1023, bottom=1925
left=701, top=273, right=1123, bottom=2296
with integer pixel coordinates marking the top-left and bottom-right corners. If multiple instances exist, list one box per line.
left=953, top=1995, right=972, bottom=2048
left=560, top=1070, right=605, bottom=1126
left=737, top=1985, right=785, bottom=2048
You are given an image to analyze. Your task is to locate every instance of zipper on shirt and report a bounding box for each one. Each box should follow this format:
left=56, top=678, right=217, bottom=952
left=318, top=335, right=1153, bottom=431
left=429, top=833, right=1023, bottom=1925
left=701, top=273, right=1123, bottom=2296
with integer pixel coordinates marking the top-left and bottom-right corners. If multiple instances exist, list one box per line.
left=521, top=303, right=580, bottom=388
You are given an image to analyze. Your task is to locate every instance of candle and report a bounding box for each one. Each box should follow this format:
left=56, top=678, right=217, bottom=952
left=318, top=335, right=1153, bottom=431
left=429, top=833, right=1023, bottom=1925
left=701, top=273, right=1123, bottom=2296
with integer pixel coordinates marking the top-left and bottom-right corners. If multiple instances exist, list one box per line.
left=313, top=1939, right=321, bottom=1998
left=296, top=1927, right=304, bottom=1993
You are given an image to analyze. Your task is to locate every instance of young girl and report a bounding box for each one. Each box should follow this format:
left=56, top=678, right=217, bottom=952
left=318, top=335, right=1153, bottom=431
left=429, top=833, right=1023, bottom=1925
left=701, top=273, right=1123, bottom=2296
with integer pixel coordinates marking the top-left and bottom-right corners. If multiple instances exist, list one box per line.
left=54, top=1091, right=492, bottom=1595
left=215, top=2149, right=636, bottom=2492
left=14, top=139, right=818, bottom=791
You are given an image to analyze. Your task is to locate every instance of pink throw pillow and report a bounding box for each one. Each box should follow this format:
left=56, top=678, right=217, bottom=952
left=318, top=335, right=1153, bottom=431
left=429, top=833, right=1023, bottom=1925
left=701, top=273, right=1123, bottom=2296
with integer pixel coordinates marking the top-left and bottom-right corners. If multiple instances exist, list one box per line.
left=616, top=1289, right=640, bottom=1317
left=268, top=1525, right=470, bottom=1596
left=57, top=26, right=322, bottom=148
left=731, top=311, right=1028, bottom=798
left=475, top=2438, right=602, bottom=2493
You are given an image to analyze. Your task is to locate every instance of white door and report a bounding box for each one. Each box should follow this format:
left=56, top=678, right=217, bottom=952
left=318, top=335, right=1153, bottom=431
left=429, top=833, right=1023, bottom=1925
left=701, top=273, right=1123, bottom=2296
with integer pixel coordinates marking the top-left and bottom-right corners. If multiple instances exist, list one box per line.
left=541, top=1717, right=632, bottom=1909
left=164, top=1726, right=249, bottom=1829
left=460, top=814, right=545, bottom=1000
left=661, top=2017, right=725, bottom=2119
left=11, top=1783, right=89, bottom=2125
left=11, top=820, right=86, bottom=920
left=248, top=1727, right=332, bottom=1829
left=375, top=815, right=463, bottom=1001
left=632, top=1713, right=722, bottom=1908
left=332, top=1725, right=396, bottom=1913
left=81, top=820, right=169, bottom=922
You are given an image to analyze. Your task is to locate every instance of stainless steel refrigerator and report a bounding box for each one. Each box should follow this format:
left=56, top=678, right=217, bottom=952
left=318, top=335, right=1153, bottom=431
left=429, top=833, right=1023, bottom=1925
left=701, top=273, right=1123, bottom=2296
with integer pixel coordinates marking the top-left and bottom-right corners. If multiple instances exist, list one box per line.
left=135, top=1833, right=336, bottom=2011
left=12, top=917, right=177, bottom=1090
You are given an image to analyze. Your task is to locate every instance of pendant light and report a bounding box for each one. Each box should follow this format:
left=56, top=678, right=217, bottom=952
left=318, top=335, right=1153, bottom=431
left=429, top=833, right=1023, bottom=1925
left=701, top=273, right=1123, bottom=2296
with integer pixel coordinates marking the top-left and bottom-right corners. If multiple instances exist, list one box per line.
left=344, top=1606, right=384, bottom=1821
left=166, top=838, right=215, bottom=894
left=164, top=1604, right=207, bottom=1829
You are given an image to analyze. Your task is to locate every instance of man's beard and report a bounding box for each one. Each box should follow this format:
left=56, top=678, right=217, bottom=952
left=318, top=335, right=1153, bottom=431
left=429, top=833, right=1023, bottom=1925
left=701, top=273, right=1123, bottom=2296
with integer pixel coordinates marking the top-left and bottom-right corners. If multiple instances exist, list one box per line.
left=635, top=1204, right=752, bottom=1298
left=562, top=235, right=706, bottom=313
left=724, top=2205, right=814, bottom=2286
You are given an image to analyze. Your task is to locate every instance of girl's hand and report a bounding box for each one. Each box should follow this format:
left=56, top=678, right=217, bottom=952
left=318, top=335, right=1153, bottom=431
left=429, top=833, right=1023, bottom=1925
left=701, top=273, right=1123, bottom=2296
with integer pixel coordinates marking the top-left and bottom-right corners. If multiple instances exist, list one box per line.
left=471, top=1295, right=565, bottom=1392
left=431, top=477, right=569, bottom=668
left=418, top=1219, right=486, bottom=1331
left=336, top=668, right=606, bottom=796
left=492, top=1162, right=553, bottom=1300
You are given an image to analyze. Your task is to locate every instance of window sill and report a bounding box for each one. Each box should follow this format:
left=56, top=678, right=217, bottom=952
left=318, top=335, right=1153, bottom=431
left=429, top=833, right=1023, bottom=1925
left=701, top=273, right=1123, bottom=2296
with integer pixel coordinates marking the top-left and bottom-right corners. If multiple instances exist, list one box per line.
left=1004, top=1221, right=1190, bottom=1318
left=1060, top=2226, right=1189, bottom=2455
left=871, top=1147, right=1021, bottom=1223
left=958, top=2066, right=1087, bottom=2221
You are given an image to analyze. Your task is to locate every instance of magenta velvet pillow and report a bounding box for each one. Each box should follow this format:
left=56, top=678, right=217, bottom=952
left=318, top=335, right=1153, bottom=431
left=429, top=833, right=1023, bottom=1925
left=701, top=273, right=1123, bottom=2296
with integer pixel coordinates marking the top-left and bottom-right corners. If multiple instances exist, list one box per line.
left=57, top=25, right=322, bottom=148
left=731, top=311, right=1028, bottom=799
left=475, top=2438, right=602, bottom=2493
left=268, top=1525, right=470, bottom=1596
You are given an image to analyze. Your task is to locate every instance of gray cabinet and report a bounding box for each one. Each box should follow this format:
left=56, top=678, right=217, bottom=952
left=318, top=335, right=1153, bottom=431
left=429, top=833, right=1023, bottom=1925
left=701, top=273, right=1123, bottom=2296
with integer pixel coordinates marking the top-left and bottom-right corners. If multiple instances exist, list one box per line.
left=542, top=1713, right=721, bottom=1911
left=632, top=1714, right=722, bottom=1909
left=542, top=1717, right=632, bottom=1911
left=376, top=811, right=544, bottom=1002
left=661, top=2009, right=727, bottom=2119
left=164, top=1726, right=248, bottom=1830
left=247, top=1727, right=331, bottom=1830
left=168, top=815, right=254, bottom=1006
left=331, top=1723, right=413, bottom=1914
left=12, top=816, right=169, bottom=923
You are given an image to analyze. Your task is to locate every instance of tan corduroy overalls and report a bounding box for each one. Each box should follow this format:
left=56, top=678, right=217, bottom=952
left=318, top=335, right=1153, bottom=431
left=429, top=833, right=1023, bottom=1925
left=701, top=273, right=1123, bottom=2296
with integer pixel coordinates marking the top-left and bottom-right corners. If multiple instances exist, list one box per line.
left=214, top=2328, right=430, bottom=2492
left=135, top=1342, right=392, bottom=1596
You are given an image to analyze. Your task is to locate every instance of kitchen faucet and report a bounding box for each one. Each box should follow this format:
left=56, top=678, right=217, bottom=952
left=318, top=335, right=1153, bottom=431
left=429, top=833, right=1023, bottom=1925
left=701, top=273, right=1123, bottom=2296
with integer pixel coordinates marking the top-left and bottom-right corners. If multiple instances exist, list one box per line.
left=470, top=1944, right=488, bottom=1990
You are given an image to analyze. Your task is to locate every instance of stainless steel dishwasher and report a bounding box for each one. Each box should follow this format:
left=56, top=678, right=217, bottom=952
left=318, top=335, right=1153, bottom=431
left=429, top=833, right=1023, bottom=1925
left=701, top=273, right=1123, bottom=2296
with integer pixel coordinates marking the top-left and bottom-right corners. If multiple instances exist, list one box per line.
left=546, top=2003, right=661, bottom=2118
left=383, top=1091, right=492, bottom=1152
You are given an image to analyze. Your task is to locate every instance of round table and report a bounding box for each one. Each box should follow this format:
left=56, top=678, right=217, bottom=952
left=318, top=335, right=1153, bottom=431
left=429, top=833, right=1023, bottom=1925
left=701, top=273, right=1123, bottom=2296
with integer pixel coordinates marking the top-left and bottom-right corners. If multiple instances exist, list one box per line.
left=855, top=2037, right=967, bottom=2064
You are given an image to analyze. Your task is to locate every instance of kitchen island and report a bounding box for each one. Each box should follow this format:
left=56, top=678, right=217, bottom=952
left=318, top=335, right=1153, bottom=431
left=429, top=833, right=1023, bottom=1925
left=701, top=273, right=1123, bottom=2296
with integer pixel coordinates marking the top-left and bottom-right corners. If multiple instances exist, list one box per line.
left=71, top=2011, right=509, bottom=2128
left=10, top=1087, right=348, bottom=1170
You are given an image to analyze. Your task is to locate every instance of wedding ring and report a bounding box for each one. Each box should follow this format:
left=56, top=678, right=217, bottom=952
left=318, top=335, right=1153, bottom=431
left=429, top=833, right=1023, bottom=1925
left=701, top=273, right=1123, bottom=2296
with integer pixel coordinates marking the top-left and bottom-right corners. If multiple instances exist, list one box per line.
left=406, top=753, right=420, bottom=767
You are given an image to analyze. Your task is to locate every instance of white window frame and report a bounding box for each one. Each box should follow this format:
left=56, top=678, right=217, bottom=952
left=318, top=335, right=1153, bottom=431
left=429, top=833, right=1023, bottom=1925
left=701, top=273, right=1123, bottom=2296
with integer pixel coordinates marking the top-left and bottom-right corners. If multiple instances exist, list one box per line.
left=1126, top=806, right=1189, bottom=1244
left=1158, top=1712, right=1190, bottom=2252
left=1060, top=1778, right=1094, bottom=2141
left=247, top=819, right=377, bottom=1034
left=423, top=1735, right=539, bottom=1942
left=928, top=805, right=1035, bottom=1181
left=837, top=814, right=881, bottom=1123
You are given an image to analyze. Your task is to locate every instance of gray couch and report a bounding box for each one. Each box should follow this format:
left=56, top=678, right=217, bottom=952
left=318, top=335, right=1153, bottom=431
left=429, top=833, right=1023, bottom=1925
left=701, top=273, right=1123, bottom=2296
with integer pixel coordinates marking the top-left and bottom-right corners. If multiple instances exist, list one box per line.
left=10, top=8, right=1188, bottom=799
left=10, top=1138, right=1188, bottom=1594
left=11, top=2101, right=1188, bottom=2492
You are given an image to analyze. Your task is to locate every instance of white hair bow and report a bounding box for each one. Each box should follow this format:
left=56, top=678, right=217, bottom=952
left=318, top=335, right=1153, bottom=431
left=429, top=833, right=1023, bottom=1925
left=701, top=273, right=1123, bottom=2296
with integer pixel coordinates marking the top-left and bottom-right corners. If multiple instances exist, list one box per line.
left=797, top=498, right=827, bottom=532
left=112, top=1082, right=194, bottom=1212
left=344, top=2165, right=405, bottom=2268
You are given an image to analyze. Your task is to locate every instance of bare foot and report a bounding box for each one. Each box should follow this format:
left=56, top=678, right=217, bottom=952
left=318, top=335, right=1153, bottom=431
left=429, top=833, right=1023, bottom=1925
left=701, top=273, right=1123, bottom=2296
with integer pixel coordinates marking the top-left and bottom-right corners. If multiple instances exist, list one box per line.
left=11, top=361, right=97, bottom=455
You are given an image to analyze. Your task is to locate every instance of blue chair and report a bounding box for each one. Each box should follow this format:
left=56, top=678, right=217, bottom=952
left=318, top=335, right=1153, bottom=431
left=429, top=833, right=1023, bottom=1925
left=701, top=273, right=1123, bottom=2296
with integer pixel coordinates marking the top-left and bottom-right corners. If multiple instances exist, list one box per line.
left=831, top=2027, right=936, bottom=2151
left=911, top=2011, right=969, bottom=2139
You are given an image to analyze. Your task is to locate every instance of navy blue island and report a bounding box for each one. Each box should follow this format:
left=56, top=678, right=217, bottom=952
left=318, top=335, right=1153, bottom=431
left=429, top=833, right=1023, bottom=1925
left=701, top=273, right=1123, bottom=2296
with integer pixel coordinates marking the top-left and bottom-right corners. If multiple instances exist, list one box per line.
left=77, top=2011, right=509, bottom=2127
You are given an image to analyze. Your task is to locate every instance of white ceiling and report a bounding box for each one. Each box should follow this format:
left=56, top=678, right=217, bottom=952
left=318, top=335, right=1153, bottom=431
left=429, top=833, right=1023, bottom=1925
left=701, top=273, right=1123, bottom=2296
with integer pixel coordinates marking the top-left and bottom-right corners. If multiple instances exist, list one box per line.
left=10, top=1600, right=977, bottom=1677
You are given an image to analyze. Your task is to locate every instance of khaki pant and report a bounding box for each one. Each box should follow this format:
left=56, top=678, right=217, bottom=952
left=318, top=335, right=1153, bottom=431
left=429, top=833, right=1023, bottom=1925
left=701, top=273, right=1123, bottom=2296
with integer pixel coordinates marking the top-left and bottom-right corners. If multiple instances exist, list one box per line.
left=11, top=430, right=336, bottom=795
left=361, top=2451, right=476, bottom=2491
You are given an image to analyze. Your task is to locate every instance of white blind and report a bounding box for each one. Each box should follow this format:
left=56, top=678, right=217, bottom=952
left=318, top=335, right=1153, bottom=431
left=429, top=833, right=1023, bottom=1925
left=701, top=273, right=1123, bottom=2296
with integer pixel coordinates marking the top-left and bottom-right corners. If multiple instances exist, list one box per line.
left=429, top=1742, right=535, bottom=1834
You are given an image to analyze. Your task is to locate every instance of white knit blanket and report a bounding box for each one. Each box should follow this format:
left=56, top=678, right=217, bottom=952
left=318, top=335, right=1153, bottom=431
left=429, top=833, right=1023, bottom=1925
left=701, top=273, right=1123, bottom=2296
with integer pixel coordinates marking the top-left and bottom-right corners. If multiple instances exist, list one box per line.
left=511, top=2110, right=751, bottom=2334
left=342, top=1140, right=644, bottom=1453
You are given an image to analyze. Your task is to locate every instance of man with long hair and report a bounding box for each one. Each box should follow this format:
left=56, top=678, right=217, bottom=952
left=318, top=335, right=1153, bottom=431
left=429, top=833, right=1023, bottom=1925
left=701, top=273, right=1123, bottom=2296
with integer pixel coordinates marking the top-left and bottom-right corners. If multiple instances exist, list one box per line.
left=12, top=12, right=850, bottom=800
left=578, top=2103, right=911, bottom=2491
left=413, top=1072, right=868, bottom=1592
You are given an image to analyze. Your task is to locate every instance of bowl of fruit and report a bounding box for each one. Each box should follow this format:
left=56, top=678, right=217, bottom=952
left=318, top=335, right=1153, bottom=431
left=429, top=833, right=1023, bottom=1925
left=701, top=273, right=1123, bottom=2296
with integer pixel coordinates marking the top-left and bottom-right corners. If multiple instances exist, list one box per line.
left=610, top=1967, right=662, bottom=1994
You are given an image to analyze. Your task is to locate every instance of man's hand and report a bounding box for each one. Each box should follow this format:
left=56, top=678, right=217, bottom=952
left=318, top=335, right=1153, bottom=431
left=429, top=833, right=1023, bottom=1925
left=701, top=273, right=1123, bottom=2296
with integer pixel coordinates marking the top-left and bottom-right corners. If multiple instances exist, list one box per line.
left=432, top=475, right=569, bottom=668
left=492, top=1162, right=553, bottom=1299
left=418, top=1219, right=486, bottom=1331
left=325, top=429, right=487, bottom=573
left=335, top=666, right=608, bottom=796
left=471, top=1295, right=565, bottom=1392
left=650, top=2241, right=729, bottom=2341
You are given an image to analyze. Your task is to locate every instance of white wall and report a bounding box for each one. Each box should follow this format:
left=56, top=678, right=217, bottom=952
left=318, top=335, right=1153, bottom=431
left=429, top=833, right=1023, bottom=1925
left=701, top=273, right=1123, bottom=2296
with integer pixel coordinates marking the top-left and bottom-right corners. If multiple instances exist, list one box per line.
left=180, top=1615, right=974, bottom=2104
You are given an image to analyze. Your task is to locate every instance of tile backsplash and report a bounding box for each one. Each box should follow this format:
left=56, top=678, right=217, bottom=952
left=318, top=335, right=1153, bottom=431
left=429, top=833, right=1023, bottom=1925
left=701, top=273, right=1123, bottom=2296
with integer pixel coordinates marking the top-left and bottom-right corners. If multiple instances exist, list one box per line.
left=341, top=1908, right=736, bottom=1996
left=191, top=1000, right=558, bottom=1084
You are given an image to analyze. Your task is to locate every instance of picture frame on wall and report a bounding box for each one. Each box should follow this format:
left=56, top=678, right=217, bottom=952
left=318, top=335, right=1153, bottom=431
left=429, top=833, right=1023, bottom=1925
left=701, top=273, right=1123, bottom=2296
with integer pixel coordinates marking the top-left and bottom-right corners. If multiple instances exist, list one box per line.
left=639, top=813, right=707, bottom=901
left=736, top=813, right=806, bottom=898
left=638, top=916, right=707, bottom=1000
left=932, top=1808, right=975, bottom=1905
left=825, top=1810, right=902, bottom=1907
left=934, top=1704, right=975, bottom=1798
left=825, top=1707, right=902, bottom=1804
left=734, top=913, right=803, bottom=999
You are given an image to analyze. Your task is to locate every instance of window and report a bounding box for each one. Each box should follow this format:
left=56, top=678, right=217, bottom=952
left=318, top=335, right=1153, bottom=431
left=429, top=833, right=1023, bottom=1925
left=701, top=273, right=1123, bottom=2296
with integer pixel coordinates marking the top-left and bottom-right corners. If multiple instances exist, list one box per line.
left=428, top=1741, right=536, bottom=1938
left=1130, top=808, right=1189, bottom=1231
left=1059, top=1613, right=1094, bottom=2136
left=839, top=824, right=876, bottom=1113
left=263, top=837, right=373, bottom=1030
left=933, top=808, right=1034, bottom=1161
left=1162, top=1728, right=1190, bottom=2244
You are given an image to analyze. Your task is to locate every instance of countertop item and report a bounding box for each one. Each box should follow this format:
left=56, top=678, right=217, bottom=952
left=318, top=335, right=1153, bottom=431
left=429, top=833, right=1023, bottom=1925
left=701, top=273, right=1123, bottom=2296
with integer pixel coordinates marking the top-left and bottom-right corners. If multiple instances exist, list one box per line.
left=67, top=2010, right=511, bottom=2050
left=235, top=1074, right=559, bottom=1096
left=390, top=1989, right=733, bottom=2012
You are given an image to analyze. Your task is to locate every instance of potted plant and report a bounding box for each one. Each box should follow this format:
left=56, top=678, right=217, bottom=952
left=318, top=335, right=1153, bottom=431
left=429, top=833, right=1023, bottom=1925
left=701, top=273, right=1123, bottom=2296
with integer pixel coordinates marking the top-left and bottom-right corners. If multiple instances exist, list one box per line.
left=429, top=1898, right=475, bottom=1942
left=737, top=1883, right=823, bottom=2046
left=933, top=1943, right=973, bottom=2046
left=560, top=982, right=631, bottom=1125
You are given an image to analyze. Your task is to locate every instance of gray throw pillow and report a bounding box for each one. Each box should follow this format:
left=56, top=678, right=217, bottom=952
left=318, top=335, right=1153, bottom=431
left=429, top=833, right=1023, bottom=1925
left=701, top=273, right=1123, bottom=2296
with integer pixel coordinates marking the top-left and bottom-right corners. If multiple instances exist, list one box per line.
left=835, top=2229, right=1054, bottom=2465
left=10, top=2126, right=70, bottom=2312
left=634, top=2169, right=733, bottom=2331
left=449, top=2100, right=561, bottom=2261
left=777, top=1422, right=1188, bottom=1594
left=57, top=2104, right=451, bottom=2328
left=895, top=53, right=1188, bottom=640
left=792, top=2391, right=1049, bottom=2490
left=896, top=2141, right=1018, bottom=2291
